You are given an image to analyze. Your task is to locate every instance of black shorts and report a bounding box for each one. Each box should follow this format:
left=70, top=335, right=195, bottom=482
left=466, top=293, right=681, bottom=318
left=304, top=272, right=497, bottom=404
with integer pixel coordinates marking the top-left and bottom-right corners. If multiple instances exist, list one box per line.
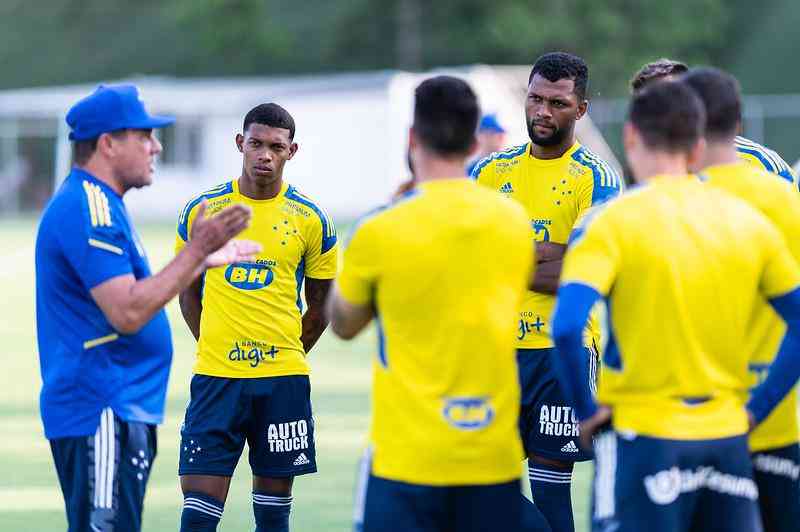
left=592, top=431, right=762, bottom=532
left=178, top=374, right=316, bottom=478
left=752, top=443, right=800, bottom=532
left=50, top=407, right=157, bottom=532
left=517, top=347, right=596, bottom=462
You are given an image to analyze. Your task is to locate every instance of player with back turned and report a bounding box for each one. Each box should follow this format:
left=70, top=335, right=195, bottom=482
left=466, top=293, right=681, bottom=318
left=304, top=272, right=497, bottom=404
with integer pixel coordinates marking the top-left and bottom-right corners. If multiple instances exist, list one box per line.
left=174, top=104, right=338, bottom=532
left=631, top=58, right=798, bottom=189
left=680, top=67, right=800, bottom=532
left=471, top=52, right=622, bottom=532
left=552, top=80, right=800, bottom=532
left=327, top=75, right=537, bottom=532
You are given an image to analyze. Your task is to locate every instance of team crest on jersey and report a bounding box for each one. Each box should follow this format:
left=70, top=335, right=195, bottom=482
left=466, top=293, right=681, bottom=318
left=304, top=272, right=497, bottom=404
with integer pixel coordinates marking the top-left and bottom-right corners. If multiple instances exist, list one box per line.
left=442, top=397, right=494, bottom=430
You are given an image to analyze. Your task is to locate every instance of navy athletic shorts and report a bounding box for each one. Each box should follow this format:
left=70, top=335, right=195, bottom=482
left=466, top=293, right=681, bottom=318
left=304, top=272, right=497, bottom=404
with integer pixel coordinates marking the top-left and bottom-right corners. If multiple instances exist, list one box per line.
left=178, top=374, right=316, bottom=478
left=752, top=443, right=800, bottom=532
left=517, top=347, right=597, bottom=462
left=353, top=450, right=522, bottom=532
left=50, top=407, right=157, bottom=532
left=592, top=430, right=763, bottom=532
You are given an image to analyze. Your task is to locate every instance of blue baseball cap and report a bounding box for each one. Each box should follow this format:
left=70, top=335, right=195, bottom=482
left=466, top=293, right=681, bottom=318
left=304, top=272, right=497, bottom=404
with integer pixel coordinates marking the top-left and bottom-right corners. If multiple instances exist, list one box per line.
left=478, top=114, right=506, bottom=134
left=66, top=84, right=175, bottom=141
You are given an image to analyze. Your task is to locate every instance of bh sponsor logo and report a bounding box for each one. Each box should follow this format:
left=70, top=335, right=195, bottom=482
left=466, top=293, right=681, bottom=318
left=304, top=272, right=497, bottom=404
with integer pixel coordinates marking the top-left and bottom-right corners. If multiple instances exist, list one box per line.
left=539, top=405, right=580, bottom=437
left=644, top=467, right=758, bottom=506
left=267, top=420, right=310, bottom=453
left=442, top=397, right=494, bottom=430
left=228, top=340, right=278, bottom=368
left=225, top=260, right=275, bottom=290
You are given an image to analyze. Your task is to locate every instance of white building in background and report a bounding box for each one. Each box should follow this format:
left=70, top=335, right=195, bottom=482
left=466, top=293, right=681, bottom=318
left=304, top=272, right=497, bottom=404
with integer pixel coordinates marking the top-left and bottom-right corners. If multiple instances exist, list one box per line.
left=0, top=67, right=619, bottom=221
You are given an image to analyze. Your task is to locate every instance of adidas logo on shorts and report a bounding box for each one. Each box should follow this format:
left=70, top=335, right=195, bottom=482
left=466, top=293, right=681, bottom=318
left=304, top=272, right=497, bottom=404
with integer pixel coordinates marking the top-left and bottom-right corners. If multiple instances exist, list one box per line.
left=561, top=440, right=579, bottom=453
left=293, top=453, right=310, bottom=466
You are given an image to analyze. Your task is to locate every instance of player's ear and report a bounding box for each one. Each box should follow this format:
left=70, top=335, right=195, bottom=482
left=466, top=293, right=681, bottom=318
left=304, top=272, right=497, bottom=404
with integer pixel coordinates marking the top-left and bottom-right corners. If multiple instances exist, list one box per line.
left=622, top=122, right=638, bottom=155
left=235, top=133, right=245, bottom=153
left=287, top=142, right=299, bottom=160
left=96, top=132, right=117, bottom=158
left=576, top=99, right=589, bottom=120
left=687, top=137, right=707, bottom=171
left=408, top=127, right=417, bottom=150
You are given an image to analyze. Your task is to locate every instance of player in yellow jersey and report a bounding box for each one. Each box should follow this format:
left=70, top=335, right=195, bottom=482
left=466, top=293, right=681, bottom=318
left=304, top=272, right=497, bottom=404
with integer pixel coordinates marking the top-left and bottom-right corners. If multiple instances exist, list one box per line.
left=472, top=52, right=623, bottom=532
left=552, top=81, right=800, bottom=532
left=682, top=67, right=800, bottom=532
left=327, top=76, right=541, bottom=532
left=174, top=104, right=338, bottom=532
left=631, top=58, right=798, bottom=189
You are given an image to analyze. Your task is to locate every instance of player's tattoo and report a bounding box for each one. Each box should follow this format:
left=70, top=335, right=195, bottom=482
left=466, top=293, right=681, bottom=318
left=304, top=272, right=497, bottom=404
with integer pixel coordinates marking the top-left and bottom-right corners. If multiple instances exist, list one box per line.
left=301, top=277, right=333, bottom=353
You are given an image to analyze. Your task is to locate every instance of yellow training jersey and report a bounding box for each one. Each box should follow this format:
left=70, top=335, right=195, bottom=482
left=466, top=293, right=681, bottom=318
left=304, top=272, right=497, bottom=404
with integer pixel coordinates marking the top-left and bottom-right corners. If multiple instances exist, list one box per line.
left=338, top=178, right=533, bottom=486
left=175, top=179, right=338, bottom=378
left=735, top=135, right=798, bottom=189
left=561, top=176, right=800, bottom=441
left=703, top=162, right=800, bottom=451
left=472, top=141, right=623, bottom=349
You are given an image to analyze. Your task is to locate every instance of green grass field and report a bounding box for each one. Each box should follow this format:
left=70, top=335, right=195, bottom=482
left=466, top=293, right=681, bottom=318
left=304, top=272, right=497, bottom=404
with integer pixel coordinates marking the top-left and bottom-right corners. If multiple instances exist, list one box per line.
left=0, top=218, right=592, bottom=530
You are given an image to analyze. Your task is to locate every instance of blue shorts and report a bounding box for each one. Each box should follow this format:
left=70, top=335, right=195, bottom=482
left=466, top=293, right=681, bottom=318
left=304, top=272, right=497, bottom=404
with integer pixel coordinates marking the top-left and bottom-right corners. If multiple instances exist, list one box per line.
left=353, top=451, right=522, bottom=532
left=592, top=431, right=763, bottom=532
left=178, top=374, right=316, bottom=478
left=50, top=407, right=157, bottom=532
left=518, top=347, right=596, bottom=462
left=752, top=443, right=800, bottom=532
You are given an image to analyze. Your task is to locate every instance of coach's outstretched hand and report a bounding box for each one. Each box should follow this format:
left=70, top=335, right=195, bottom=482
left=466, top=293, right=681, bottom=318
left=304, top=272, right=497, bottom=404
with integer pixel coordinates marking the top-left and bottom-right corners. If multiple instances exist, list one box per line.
left=188, top=201, right=261, bottom=267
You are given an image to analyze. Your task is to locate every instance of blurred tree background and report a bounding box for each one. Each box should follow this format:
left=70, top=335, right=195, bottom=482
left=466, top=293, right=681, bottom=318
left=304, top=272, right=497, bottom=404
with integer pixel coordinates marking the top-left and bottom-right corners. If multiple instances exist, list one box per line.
left=0, top=0, right=795, bottom=95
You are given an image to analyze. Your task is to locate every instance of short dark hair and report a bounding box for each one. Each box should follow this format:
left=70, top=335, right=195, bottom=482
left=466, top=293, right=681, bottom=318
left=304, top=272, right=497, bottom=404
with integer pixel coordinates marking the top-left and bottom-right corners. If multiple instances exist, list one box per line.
left=413, top=76, right=480, bottom=156
left=630, top=58, right=688, bottom=93
left=529, top=52, right=589, bottom=100
left=681, top=67, right=741, bottom=141
left=628, top=81, right=706, bottom=153
left=243, top=103, right=295, bottom=139
left=72, top=129, right=128, bottom=166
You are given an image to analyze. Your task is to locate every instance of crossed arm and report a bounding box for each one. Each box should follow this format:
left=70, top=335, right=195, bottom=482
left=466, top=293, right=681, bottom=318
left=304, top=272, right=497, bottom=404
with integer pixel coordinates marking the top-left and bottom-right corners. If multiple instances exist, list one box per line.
left=530, top=241, right=566, bottom=294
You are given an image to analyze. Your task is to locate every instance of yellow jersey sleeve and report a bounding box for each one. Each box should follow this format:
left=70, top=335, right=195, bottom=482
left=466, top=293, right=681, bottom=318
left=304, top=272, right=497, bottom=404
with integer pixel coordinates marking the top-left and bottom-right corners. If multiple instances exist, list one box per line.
left=561, top=209, right=621, bottom=295
left=175, top=182, right=235, bottom=255
left=572, top=153, right=624, bottom=229
left=337, top=219, right=378, bottom=306
left=302, top=209, right=338, bottom=280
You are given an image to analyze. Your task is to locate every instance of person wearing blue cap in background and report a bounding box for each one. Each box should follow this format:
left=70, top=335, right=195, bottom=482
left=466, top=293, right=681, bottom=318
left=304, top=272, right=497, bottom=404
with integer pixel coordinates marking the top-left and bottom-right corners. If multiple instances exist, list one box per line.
left=35, top=84, right=261, bottom=531
left=465, top=113, right=507, bottom=176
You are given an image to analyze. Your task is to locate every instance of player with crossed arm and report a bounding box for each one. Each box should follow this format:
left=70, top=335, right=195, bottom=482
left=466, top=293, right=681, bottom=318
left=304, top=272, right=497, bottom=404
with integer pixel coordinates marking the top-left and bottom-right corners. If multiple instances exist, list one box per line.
left=471, top=52, right=622, bottom=532
left=630, top=58, right=798, bottom=189
left=680, top=67, right=800, bottom=532
left=36, top=85, right=257, bottom=532
left=552, top=80, right=800, bottom=532
left=174, top=103, right=337, bottom=532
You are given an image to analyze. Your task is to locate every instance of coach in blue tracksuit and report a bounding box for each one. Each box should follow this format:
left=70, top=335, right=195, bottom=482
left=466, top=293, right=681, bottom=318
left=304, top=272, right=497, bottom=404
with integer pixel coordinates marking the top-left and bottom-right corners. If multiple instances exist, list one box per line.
left=35, top=84, right=257, bottom=531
